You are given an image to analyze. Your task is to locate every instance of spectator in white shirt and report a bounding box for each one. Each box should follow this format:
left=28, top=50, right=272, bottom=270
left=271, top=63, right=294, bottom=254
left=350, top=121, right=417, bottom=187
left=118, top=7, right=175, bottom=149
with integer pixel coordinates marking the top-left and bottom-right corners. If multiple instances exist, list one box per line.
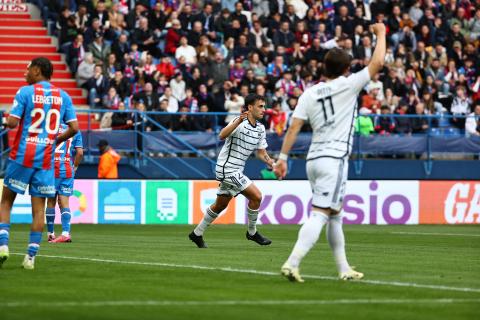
left=175, top=36, right=197, bottom=65
left=169, top=71, right=186, bottom=102
left=160, top=86, right=179, bottom=113
left=465, top=102, right=480, bottom=136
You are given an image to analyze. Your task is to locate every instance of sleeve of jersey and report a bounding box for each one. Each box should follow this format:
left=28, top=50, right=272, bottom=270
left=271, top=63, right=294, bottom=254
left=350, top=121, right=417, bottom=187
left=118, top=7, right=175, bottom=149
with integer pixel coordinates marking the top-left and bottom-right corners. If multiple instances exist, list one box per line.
left=73, top=132, right=83, bottom=149
left=257, top=127, right=268, bottom=149
left=9, top=87, right=27, bottom=119
left=292, top=94, right=308, bottom=120
left=347, top=67, right=371, bottom=94
left=62, top=93, right=77, bottom=123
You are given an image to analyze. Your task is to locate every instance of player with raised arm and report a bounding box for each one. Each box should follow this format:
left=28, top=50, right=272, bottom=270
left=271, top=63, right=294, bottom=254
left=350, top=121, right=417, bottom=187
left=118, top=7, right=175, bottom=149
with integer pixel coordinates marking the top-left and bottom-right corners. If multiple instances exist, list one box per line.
left=0, top=57, right=79, bottom=270
left=275, top=24, right=387, bottom=282
left=189, top=94, right=274, bottom=248
left=46, top=123, right=83, bottom=243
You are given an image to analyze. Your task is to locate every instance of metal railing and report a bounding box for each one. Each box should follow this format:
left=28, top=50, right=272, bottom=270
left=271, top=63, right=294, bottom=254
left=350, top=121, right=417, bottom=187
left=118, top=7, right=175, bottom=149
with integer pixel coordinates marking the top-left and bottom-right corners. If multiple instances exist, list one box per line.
left=1, top=110, right=478, bottom=177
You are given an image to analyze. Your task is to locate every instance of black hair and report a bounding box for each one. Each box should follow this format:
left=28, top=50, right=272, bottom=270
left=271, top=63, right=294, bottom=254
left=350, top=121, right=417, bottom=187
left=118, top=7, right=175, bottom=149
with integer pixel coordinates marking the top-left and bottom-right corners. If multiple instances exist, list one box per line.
left=30, top=57, right=53, bottom=80
left=323, top=48, right=351, bottom=79
left=244, top=93, right=265, bottom=110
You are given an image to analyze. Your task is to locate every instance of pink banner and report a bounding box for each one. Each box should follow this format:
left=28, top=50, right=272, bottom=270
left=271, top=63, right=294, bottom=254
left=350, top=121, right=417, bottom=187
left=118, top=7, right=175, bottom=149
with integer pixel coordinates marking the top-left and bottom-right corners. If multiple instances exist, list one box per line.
left=54, top=180, right=95, bottom=224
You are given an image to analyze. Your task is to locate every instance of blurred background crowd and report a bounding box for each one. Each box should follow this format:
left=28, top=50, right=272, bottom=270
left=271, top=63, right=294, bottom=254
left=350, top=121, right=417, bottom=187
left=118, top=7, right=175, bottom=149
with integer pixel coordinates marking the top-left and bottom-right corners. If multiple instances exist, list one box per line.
left=30, top=0, right=480, bottom=136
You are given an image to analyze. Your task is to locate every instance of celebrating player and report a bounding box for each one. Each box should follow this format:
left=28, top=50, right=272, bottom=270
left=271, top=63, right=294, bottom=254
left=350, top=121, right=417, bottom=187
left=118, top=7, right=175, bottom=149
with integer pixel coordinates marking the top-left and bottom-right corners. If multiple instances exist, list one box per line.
left=46, top=123, right=83, bottom=243
left=275, top=24, right=387, bottom=282
left=0, top=57, right=79, bottom=269
left=189, top=94, right=274, bottom=248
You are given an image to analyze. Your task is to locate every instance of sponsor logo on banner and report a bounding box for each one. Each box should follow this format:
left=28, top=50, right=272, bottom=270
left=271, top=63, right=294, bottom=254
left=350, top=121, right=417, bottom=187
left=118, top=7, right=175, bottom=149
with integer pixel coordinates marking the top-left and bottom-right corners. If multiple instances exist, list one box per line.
left=145, top=181, right=188, bottom=224
left=420, top=181, right=480, bottom=224
left=54, top=180, right=96, bottom=224
left=193, top=181, right=235, bottom=224
left=343, top=181, right=419, bottom=224
left=236, top=180, right=419, bottom=225
left=98, top=181, right=141, bottom=224
left=236, top=181, right=312, bottom=225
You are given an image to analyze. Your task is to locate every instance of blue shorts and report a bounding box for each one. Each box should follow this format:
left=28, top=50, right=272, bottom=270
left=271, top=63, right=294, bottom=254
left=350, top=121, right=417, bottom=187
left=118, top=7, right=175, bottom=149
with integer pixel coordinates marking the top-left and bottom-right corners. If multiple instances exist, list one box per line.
left=4, top=160, right=56, bottom=198
left=55, top=177, right=74, bottom=196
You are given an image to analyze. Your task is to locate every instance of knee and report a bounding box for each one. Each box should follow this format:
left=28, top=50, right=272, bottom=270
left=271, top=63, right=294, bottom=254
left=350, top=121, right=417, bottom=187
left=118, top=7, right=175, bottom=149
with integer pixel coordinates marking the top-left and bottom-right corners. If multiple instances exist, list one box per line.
left=249, top=192, right=262, bottom=209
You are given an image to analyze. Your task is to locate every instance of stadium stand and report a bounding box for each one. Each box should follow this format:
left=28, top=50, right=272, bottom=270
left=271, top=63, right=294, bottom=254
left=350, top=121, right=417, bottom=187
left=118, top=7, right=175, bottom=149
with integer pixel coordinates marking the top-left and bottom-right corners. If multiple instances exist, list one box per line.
left=1, top=0, right=479, bottom=170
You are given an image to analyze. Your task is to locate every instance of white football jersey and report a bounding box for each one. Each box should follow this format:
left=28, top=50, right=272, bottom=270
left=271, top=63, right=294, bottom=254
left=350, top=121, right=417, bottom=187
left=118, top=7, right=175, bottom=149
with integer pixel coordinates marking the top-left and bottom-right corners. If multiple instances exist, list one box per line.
left=216, top=118, right=268, bottom=180
left=293, top=67, right=370, bottom=160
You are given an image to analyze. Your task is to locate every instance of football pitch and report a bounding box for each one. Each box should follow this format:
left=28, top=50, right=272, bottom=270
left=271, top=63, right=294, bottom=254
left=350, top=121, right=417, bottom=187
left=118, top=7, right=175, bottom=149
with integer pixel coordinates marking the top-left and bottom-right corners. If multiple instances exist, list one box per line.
left=1, top=224, right=479, bottom=320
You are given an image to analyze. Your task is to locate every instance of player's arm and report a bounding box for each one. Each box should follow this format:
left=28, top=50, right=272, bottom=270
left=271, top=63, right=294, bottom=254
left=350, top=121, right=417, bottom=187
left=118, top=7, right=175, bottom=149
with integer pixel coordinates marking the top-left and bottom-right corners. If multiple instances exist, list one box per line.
left=367, top=23, right=386, bottom=78
left=7, top=87, right=26, bottom=128
left=57, top=121, right=79, bottom=144
left=218, top=111, right=248, bottom=140
left=274, top=118, right=305, bottom=180
left=6, top=115, right=19, bottom=129
left=73, top=147, right=84, bottom=172
left=256, top=148, right=275, bottom=169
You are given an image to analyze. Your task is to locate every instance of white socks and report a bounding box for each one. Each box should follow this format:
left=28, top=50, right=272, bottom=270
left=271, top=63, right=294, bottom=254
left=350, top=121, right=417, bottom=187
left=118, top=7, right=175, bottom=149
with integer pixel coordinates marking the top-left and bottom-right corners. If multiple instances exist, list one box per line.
left=247, top=206, right=259, bottom=236
left=327, top=214, right=351, bottom=273
left=194, top=207, right=218, bottom=236
left=286, top=211, right=329, bottom=268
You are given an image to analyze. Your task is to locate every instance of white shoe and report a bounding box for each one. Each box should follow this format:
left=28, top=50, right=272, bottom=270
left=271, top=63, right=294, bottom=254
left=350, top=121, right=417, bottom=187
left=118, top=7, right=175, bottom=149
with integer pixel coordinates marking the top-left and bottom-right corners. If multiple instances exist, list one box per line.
left=22, top=255, right=35, bottom=270
left=281, top=262, right=304, bottom=283
left=0, top=245, right=9, bottom=267
left=339, top=267, right=364, bottom=280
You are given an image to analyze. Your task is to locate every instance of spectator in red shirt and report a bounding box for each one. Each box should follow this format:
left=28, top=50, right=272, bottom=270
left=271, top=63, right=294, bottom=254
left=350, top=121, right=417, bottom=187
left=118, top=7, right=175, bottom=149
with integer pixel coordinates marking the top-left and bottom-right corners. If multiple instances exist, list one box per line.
left=156, top=55, right=175, bottom=80
left=164, top=19, right=182, bottom=56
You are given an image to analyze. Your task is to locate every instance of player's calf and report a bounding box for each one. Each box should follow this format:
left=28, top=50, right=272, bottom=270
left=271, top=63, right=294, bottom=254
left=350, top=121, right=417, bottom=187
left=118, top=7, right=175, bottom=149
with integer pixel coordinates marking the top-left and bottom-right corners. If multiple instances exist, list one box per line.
left=23, top=231, right=42, bottom=270
left=0, top=223, right=10, bottom=267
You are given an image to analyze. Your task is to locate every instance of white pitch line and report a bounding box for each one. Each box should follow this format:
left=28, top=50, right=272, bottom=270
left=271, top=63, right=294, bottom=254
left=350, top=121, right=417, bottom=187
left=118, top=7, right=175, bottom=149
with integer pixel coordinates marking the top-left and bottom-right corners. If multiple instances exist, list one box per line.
left=10, top=253, right=480, bottom=293
left=391, top=232, right=480, bottom=237
left=1, top=298, right=480, bottom=308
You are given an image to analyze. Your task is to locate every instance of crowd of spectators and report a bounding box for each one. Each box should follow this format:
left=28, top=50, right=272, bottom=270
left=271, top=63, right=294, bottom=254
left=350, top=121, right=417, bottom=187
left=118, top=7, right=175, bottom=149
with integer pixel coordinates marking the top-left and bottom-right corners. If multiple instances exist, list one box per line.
left=32, top=0, right=480, bottom=137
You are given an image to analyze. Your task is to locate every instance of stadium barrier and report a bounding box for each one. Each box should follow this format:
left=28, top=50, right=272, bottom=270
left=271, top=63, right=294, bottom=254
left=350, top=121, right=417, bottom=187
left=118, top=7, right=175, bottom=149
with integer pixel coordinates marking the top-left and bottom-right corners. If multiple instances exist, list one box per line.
left=2, top=179, right=479, bottom=225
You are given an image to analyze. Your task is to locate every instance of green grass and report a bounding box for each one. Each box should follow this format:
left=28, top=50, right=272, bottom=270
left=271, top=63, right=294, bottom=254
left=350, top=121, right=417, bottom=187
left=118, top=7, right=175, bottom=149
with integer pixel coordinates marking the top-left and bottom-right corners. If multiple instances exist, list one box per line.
left=1, top=224, right=479, bottom=320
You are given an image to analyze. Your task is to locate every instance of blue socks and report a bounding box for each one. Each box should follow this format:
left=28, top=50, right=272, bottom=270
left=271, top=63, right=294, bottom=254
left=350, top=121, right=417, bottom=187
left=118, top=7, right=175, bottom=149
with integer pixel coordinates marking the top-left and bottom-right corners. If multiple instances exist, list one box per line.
left=61, top=208, right=71, bottom=235
left=0, top=223, right=10, bottom=246
left=27, top=231, right=42, bottom=257
left=46, top=207, right=55, bottom=233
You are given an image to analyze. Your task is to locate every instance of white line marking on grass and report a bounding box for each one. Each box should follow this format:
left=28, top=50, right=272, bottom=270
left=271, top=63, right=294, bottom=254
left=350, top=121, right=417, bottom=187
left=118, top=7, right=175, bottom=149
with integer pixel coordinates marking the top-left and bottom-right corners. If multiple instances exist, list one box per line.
left=391, top=232, right=480, bottom=237
left=1, top=298, right=480, bottom=308
left=10, top=253, right=480, bottom=293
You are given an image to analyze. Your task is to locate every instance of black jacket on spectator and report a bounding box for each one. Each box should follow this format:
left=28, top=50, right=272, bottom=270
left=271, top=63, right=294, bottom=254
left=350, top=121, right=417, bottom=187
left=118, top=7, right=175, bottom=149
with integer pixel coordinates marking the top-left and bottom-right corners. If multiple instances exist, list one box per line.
left=193, top=12, right=215, bottom=33
left=153, top=112, right=172, bottom=131
left=87, top=75, right=109, bottom=107
left=305, top=46, right=325, bottom=63
left=375, top=116, right=396, bottom=134
left=172, top=115, right=194, bottom=131
left=111, top=112, right=133, bottom=129
left=273, top=30, right=295, bottom=48
left=231, top=12, right=248, bottom=30
left=193, top=115, right=214, bottom=131
left=110, top=78, right=131, bottom=100
left=132, top=27, right=159, bottom=55
left=384, top=77, right=407, bottom=98
left=394, top=114, right=412, bottom=134
left=179, top=12, right=194, bottom=30
left=411, top=116, right=429, bottom=134
left=196, top=93, right=215, bottom=110
left=187, top=30, right=203, bottom=48
left=111, top=41, right=130, bottom=64
left=223, top=25, right=242, bottom=41
left=133, top=91, right=159, bottom=111
left=149, top=10, right=166, bottom=31
left=213, top=89, right=230, bottom=113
